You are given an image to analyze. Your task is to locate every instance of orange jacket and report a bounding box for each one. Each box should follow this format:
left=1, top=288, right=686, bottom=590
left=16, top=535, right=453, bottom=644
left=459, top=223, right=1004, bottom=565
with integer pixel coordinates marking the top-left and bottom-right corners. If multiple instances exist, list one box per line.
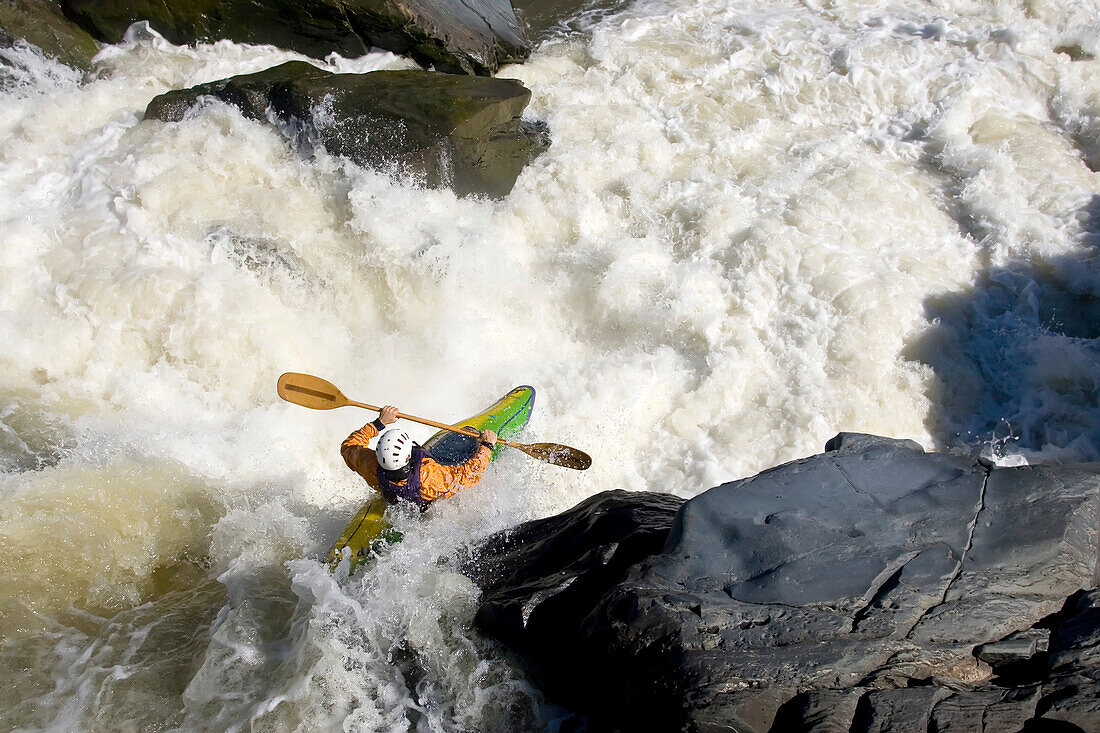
left=341, top=421, right=493, bottom=504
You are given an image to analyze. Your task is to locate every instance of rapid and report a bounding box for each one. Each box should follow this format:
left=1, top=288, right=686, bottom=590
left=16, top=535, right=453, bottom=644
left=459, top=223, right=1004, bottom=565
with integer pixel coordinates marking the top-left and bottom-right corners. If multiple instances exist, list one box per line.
left=1, top=0, right=1099, bottom=729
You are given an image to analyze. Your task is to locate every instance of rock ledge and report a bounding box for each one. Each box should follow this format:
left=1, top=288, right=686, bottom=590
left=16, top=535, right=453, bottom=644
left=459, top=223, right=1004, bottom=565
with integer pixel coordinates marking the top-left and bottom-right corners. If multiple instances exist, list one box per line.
left=469, top=434, right=1100, bottom=731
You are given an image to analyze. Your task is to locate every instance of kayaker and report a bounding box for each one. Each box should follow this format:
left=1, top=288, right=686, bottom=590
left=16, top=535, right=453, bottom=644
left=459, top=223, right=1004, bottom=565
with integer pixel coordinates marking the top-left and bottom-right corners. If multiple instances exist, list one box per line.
left=341, top=405, right=499, bottom=508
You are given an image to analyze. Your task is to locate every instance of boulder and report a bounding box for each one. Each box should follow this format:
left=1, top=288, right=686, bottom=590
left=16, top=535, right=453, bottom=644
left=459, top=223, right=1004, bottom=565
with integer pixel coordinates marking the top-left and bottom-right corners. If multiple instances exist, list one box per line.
left=469, top=434, right=1100, bottom=731
left=0, top=0, right=98, bottom=70
left=144, top=61, right=549, bottom=198
left=510, top=0, right=633, bottom=43
left=60, top=0, right=529, bottom=75
left=466, top=489, right=685, bottom=659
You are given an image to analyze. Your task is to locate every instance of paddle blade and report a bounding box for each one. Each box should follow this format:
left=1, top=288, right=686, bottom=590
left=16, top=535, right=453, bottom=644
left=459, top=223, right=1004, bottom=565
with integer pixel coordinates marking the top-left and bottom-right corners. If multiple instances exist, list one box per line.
left=515, top=442, right=592, bottom=470
left=277, top=372, right=350, bottom=410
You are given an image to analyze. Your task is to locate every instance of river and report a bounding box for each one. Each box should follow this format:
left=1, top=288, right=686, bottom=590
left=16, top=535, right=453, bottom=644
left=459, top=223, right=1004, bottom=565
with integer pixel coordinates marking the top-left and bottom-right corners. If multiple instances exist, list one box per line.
left=2, top=0, right=1098, bottom=729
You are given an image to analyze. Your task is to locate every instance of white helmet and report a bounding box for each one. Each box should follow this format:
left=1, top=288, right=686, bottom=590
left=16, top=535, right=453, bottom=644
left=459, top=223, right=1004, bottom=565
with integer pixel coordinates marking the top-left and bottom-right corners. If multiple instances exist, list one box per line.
left=376, top=429, right=413, bottom=471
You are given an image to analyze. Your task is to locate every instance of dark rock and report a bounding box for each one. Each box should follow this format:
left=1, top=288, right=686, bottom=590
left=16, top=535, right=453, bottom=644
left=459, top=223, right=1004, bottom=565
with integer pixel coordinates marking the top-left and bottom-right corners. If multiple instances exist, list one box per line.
left=467, top=489, right=684, bottom=660
left=1055, top=43, right=1095, bottom=62
left=0, top=0, right=98, bottom=70
left=975, top=628, right=1050, bottom=670
left=849, top=686, right=947, bottom=732
left=509, top=0, right=633, bottom=42
left=1037, top=590, right=1100, bottom=730
left=467, top=490, right=686, bottom=724
left=470, top=434, right=1100, bottom=731
left=769, top=589, right=1100, bottom=732
left=60, top=0, right=529, bottom=75
left=771, top=689, right=866, bottom=732
left=144, top=61, right=549, bottom=198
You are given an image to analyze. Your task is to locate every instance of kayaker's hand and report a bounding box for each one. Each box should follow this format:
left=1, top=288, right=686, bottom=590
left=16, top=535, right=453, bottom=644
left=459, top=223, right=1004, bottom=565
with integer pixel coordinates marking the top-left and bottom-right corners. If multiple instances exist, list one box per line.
left=479, top=429, right=498, bottom=447
left=379, top=405, right=400, bottom=425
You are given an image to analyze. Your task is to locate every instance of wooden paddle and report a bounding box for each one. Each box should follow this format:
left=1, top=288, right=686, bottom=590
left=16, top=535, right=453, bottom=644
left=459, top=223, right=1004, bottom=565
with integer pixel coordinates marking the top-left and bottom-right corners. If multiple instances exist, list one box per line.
left=276, top=372, right=592, bottom=470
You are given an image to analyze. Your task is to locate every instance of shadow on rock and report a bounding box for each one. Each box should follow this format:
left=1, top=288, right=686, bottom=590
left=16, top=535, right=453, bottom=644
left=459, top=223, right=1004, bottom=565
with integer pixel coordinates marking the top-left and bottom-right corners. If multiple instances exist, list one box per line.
left=468, top=434, right=1100, bottom=732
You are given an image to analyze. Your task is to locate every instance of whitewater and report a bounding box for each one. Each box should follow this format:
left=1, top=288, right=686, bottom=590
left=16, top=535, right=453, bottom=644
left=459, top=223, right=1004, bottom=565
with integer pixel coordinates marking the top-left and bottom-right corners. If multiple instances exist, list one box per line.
left=1, top=0, right=1098, bottom=729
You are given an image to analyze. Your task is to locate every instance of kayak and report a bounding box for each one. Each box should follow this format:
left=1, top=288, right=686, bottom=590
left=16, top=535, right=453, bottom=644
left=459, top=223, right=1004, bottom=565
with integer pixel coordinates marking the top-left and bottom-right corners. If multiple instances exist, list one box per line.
left=326, top=385, right=535, bottom=573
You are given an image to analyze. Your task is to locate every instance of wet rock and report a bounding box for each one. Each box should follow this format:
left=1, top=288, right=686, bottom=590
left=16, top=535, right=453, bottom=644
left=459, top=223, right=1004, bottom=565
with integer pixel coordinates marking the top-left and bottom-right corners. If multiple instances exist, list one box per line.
left=465, top=489, right=684, bottom=663
left=1055, top=43, right=1095, bottom=61
left=510, top=0, right=633, bottom=43
left=470, top=434, right=1100, bottom=731
left=0, top=0, right=98, bottom=70
left=60, top=0, right=529, bottom=75
left=144, top=61, right=549, bottom=198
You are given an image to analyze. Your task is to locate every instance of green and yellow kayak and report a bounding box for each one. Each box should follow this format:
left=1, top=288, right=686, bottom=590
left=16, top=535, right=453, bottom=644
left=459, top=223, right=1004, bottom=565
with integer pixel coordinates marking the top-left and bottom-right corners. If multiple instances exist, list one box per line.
left=327, top=385, right=535, bottom=573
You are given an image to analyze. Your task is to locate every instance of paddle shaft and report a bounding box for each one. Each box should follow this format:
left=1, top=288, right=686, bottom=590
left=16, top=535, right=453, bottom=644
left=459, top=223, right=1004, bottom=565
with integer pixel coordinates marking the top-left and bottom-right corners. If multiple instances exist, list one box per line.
left=345, top=398, right=512, bottom=445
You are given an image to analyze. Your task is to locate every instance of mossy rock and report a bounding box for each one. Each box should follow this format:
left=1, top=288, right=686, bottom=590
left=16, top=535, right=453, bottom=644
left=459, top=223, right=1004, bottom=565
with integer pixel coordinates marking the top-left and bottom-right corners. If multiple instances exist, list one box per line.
left=61, top=0, right=529, bottom=75
left=0, top=0, right=98, bottom=70
left=145, top=61, right=549, bottom=197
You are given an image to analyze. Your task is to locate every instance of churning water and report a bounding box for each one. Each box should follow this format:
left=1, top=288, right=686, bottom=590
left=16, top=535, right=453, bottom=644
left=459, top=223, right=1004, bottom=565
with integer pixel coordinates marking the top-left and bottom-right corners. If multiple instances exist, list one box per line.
left=2, top=0, right=1099, bottom=729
